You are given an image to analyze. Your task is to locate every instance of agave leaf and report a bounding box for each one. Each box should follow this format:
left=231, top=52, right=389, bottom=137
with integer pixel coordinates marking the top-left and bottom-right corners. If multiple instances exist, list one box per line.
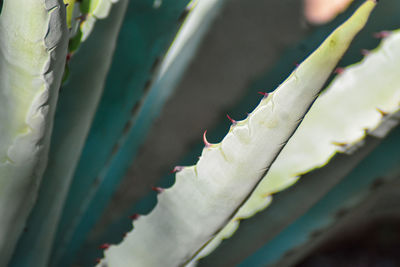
left=197, top=28, right=400, bottom=265
left=199, top=110, right=400, bottom=266
left=97, top=2, right=376, bottom=266
left=8, top=2, right=128, bottom=267
left=67, top=0, right=231, bottom=264
left=0, top=0, right=68, bottom=265
left=51, top=1, right=193, bottom=265
left=242, top=118, right=400, bottom=267
left=87, top=0, right=400, bottom=259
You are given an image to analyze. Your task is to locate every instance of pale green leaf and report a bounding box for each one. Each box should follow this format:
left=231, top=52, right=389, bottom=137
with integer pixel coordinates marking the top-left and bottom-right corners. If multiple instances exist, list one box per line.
left=98, top=1, right=376, bottom=266
left=0, top=0, right=68, bottom=265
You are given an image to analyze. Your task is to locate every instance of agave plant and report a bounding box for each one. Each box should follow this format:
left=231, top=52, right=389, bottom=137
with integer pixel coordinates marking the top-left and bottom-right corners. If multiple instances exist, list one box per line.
left=0, top=0, right=399, bottom=266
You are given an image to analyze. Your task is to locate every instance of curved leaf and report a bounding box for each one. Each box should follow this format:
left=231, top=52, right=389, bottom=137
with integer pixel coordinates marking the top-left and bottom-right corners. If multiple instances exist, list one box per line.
left=198, top=28, right=400, bottom=265
left=242, top=119, right=400, bottom=267
left=9, top=1, right=129, bottom=267
left=98, top=2, right=376, bottom=266
left=51, top=1, right=192, bottom=266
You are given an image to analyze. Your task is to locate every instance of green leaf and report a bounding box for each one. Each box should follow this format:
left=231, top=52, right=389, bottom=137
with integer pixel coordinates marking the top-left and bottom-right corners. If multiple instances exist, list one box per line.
left=51, top=1, right=193, bottom=266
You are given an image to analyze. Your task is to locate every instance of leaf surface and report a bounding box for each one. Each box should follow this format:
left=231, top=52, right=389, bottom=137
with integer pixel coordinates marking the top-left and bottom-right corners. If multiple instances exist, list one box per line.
left=9, top=2, right=128, bottom=267
left=0, top=0, right=68, bottom=265
left=198, top=28, right=400, bottom=265
left=98, top=2, right=376, bottom=266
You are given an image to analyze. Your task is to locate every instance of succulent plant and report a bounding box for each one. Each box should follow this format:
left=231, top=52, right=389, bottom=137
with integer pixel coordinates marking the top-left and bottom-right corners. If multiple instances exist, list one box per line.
left=95, top=2, right=381, bottom=266
left=0, top=0, right=399, bottom=266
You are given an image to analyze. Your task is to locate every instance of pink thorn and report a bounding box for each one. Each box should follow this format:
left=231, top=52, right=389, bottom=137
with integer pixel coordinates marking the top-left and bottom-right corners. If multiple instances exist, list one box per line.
left=293, top=62, right=300, bottom=67
left=203, top=130, right=211, bottom=147
left=258, top=92, right=269, bottom=97
left=334, top=67, right=345, bottom=74
left=66, top=53, right=72, bottom=62
left=373, top=31, right=391, bottom=39
left=361, top=49, right=370, bottom=56
left=226, top=114, right=237, bottom=125
left=129, top=214, right=140, bottom=220
left=99, top=243, right=110, bottom=250
left=151, top=186, right=164, bottom=193
left=170, top=166, right=184, bottom=173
